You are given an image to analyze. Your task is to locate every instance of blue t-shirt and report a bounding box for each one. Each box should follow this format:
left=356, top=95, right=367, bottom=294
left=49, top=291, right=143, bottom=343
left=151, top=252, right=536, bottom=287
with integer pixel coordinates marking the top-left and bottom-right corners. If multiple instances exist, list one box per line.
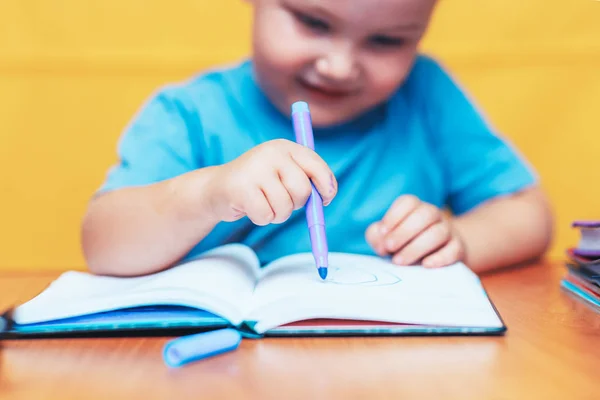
left=99, top=55, right=537, bottom=264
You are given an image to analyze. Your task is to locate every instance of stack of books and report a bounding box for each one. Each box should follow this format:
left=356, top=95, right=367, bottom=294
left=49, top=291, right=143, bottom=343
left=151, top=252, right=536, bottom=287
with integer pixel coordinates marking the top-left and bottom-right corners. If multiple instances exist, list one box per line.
left=561, top=221, right=600, bottom=311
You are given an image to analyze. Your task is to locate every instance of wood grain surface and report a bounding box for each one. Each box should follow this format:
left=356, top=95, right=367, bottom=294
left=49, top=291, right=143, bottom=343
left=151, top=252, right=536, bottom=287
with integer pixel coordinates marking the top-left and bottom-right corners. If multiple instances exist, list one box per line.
left=1, top=261, right=599, bottom=400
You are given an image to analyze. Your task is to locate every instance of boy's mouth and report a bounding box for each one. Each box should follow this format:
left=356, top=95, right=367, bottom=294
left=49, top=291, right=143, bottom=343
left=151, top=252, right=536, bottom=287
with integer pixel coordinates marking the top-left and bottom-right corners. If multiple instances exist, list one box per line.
left=296, top=78, right=355, bottom=101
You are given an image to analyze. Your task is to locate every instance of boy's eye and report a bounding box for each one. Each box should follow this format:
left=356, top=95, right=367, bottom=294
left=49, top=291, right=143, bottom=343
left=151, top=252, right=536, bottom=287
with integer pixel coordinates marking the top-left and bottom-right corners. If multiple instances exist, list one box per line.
left=294, top=12, right=330, bottom=33
left=369, top=35, right=405, bottom=48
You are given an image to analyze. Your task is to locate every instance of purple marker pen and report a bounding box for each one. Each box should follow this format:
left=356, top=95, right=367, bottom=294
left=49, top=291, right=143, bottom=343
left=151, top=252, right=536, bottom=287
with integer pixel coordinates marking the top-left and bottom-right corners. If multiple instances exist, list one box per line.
left=291, top=101, right=329, bottom=280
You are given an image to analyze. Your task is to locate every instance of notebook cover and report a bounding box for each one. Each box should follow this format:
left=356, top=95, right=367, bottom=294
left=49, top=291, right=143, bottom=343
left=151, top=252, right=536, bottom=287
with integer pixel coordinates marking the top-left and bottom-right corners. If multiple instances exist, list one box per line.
left=0, top=306, right=230, bottom=339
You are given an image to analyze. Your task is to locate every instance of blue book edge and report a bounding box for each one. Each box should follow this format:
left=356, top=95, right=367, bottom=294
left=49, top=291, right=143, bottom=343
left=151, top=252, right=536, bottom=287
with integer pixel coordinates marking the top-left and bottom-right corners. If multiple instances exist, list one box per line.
left=1, top=304, right=506, bottom=338
left=560, top=279, right=600, bottom=311
left=3, top=306, right=230, bottom=336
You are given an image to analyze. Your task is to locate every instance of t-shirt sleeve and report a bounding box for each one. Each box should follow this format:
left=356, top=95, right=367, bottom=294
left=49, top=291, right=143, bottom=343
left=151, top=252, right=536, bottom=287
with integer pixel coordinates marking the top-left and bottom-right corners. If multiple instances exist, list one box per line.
left=98, top=88, right=203, bottom=193
left=415, top=56, right=538, bottom=215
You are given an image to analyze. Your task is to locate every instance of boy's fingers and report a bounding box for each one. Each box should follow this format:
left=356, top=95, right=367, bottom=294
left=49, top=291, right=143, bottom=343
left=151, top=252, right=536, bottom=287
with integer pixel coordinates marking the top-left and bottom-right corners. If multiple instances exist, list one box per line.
left=380, top=195, right=420, bottom=233
left=422, top=237, right=464, bottom=268
left=391, top=222, right=450, bottom=266
left=365, top=222, right=387, bottom=256
left=384, top=203, right=441, bottom=253
left=365, top=223, right=379, bottom=247
left=245, top=188, right=275, bottom=226
left=261, top=175, right=294, bottom=224
left=289, top=146, right=337, bottom=205
left=278, top=162, right=312, bottom=210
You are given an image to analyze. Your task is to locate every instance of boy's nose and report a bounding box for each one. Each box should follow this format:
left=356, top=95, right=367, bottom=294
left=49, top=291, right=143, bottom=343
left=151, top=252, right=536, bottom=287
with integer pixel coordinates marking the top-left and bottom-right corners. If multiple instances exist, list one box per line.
left=315, top=49, right=359, bottom=83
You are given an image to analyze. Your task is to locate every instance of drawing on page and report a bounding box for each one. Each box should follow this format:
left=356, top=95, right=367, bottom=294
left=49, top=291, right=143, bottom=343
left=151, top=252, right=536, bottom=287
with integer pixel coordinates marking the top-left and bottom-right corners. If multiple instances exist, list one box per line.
left=261, top=257, right=402, bottom=287
left=325, top=265, right=401, bottom=287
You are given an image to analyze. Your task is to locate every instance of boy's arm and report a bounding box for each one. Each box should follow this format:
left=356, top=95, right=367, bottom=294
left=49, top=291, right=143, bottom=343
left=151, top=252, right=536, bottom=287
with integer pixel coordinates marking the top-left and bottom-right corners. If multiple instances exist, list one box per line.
left=82, top=140, right=336, bottom=277
left=81, top=167, right=220, bottom=277
left=407, top=56, right=553, bottom=272
left=452, top=185, right=553, bottom=274
left=365, top=186, right=553, bottom=274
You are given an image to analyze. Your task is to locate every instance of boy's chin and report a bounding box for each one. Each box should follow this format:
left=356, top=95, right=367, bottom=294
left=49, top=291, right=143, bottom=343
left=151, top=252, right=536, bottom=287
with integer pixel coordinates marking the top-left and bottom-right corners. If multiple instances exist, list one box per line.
left=304, top=108, right=359, bottom=128
left=309, top=113, right=347, bottom=128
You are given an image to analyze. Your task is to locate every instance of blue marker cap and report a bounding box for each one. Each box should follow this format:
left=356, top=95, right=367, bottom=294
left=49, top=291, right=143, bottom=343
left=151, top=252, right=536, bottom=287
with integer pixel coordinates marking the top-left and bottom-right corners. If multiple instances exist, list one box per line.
left=162, top=328, right=242, bottom=368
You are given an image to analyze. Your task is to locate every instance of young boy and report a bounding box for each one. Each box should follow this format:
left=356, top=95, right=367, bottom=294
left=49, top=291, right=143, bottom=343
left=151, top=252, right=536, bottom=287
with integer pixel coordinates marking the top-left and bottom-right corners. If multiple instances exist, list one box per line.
left=81, top=0, right=553, bottom=276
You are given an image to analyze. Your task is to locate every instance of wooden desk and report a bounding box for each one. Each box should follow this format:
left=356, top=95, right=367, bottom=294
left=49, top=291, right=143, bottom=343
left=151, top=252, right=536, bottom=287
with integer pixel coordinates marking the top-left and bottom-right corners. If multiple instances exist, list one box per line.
left=0, top=261, right=598, bottom=400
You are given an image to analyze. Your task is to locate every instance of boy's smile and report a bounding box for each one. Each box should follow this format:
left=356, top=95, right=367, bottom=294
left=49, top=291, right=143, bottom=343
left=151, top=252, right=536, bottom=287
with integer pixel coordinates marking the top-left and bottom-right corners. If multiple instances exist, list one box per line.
left=248, top=0, right=438, bottom=127
left=296, top=75, right=359, bottom=103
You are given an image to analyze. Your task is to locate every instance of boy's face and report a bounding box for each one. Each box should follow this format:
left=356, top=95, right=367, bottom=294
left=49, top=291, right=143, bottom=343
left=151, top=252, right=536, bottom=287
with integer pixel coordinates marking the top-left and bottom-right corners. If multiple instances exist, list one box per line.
left=249, top=0, right=437, bottom=127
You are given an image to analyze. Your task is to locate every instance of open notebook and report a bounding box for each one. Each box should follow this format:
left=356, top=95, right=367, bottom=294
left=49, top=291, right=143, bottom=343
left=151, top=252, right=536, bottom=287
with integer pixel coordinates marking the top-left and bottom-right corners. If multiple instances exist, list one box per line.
left=4, top=244, right=506, bottom=337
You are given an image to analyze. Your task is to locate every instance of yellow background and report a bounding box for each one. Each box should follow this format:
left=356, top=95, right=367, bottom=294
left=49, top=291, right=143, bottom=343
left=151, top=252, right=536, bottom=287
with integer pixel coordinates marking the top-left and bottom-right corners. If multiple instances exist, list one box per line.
left=1, top=0, right=598, bottom=270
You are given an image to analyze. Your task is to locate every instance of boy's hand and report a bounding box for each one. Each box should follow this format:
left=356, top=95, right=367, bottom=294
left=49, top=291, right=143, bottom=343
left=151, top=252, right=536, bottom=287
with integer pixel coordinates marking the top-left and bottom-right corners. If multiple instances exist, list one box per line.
left=207, top=139, right=337, bottom=225
left=365, top=195, right=465, bottom=268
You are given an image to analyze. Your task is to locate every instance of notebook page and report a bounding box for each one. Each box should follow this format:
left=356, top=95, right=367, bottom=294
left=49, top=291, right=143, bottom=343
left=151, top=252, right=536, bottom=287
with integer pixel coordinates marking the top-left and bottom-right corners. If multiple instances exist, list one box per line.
left=14, top=244, right=260, bottom=326
left=247, top=252, right=503, bottom=334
